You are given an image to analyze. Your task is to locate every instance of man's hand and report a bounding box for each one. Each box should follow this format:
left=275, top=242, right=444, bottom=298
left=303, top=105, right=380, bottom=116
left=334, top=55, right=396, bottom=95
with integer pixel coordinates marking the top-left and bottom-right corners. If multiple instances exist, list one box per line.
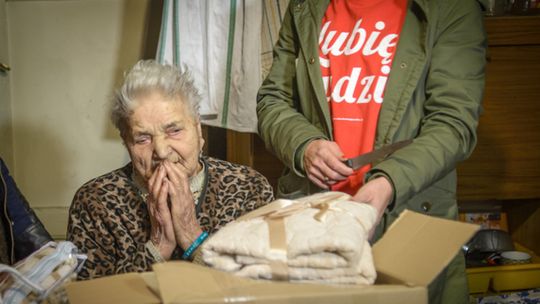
left=161, top=160, right=203, bottom=250
left=351, top=176, right=393, bottom=239
left=147, top=165, right=177, bottom=260
left=304, top=139, right=354, bottom=189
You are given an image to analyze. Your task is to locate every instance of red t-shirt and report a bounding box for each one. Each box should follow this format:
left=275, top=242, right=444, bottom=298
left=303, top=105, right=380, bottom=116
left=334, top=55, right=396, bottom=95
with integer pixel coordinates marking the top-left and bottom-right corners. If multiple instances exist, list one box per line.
left=319, top=0, right=407, bottom=194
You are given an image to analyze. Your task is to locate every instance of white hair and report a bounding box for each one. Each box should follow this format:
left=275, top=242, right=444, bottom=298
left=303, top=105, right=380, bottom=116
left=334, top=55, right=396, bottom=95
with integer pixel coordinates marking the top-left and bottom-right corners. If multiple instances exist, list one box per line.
left=111, top=60, right=201, bottom=137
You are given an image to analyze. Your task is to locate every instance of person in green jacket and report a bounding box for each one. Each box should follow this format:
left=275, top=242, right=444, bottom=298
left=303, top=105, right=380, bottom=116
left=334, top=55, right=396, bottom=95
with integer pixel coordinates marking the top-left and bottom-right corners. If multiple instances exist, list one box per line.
left=256, top=0, right=487, bottom=303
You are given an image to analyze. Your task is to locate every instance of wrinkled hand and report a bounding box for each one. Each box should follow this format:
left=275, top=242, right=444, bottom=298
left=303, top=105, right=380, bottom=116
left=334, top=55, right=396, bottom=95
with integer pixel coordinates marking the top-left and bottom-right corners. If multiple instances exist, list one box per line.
left=304, top=139, right=354, bottom=189
left=147, top=165, right=177, bottom=259
left=351, top=176, right=393, bottom=239
left=161, top=160, right=203, bottom=250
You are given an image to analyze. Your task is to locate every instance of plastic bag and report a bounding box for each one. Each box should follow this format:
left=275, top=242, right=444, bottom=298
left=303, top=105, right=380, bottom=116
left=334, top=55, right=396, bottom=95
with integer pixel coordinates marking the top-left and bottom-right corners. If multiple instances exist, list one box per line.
left=0, top=241, right=86, bottom=304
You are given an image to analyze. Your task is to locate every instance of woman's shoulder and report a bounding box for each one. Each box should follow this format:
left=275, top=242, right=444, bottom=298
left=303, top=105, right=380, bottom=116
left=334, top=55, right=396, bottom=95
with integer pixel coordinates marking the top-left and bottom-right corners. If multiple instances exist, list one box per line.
left=205, top=157, right=269, bottom=183
left=72, top=163, right=133, bottom=202
left=203, top=156, right=275, bottom=209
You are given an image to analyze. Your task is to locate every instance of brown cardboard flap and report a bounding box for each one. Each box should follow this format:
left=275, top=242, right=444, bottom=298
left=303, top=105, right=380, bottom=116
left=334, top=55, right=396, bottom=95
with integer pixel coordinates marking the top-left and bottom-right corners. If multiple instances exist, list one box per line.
left=65, top=272, right=160, bottom=304
left=372, top=210, right=479, bottom=287
left=153, top=262, right=426, bottom=304
left=152, top=262, right=254, bottom=303
left=65, top=258, right=427, bottom=304
left=141, top=272, right=161, bottom=297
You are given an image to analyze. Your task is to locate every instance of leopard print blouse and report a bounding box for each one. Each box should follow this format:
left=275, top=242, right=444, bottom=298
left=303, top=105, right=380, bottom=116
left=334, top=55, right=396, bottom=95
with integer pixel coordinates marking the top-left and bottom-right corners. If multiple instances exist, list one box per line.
left=67, top=156, right=274, bottom=280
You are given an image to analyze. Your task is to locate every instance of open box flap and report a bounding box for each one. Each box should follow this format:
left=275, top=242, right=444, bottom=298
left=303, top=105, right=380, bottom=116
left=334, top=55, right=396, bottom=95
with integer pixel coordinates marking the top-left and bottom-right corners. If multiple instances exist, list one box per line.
left=153, top=262, right=254, bottom=303
left=152, top=262, right=426, bottom=304
left=65, top=272, right=160, bottom=304
left=372, top=210, right=479, bottom=286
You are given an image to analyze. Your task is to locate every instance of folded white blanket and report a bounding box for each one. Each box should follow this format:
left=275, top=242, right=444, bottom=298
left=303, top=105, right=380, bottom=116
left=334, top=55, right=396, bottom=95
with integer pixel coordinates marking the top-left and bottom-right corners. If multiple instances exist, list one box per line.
left=202, top=192, right=378, bottom=284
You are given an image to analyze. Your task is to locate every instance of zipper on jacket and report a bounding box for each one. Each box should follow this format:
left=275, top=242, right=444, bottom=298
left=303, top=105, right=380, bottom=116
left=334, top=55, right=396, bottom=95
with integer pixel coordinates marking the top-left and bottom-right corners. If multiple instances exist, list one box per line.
left=1, top=171, right=15, bottom=264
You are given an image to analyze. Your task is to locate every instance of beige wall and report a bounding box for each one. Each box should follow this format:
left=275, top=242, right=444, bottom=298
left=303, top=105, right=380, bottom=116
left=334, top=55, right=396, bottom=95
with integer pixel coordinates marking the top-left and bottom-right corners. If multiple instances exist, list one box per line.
left=5, top=0, right=153, bottom=238
left=0, top=0, right=13, bottom=168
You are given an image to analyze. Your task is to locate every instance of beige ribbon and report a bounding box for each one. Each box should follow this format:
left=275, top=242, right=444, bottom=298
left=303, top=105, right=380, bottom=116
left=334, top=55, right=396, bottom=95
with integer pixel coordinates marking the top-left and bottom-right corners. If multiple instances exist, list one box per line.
left=238, top=192, right=349, bottom=280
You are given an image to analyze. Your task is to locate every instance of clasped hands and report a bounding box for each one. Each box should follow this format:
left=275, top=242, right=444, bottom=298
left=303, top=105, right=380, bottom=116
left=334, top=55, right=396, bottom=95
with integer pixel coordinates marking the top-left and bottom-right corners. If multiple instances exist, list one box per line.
left=146, top=160, right=202, bottom=260
left=304, top=139, right=394, bottom=229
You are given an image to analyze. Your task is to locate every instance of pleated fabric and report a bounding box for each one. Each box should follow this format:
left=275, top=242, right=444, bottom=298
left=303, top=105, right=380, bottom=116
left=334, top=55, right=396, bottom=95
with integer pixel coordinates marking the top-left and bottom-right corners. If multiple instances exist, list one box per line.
left=157, top=0, right=265, bottom=132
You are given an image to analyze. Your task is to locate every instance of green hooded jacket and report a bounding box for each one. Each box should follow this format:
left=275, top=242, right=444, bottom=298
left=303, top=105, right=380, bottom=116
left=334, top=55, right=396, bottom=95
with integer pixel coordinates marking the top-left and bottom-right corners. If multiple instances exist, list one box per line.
left=257, top=0, right=486, bottom=233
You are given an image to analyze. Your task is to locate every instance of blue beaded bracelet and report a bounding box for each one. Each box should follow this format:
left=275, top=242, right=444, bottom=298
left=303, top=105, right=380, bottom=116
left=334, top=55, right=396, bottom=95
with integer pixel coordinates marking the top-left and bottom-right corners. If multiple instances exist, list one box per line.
left=182, top=231, right=209, bottom=260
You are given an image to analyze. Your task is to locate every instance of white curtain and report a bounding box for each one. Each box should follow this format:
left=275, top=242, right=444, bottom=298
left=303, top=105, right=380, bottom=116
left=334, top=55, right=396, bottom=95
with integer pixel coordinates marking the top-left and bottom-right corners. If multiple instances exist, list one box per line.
left=157, top=0, right=264, bottom=133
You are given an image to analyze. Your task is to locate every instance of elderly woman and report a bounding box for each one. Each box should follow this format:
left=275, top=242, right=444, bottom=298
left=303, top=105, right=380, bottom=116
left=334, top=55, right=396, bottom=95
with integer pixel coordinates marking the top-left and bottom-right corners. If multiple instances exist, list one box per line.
left=67, top=60, right=274, bottom=280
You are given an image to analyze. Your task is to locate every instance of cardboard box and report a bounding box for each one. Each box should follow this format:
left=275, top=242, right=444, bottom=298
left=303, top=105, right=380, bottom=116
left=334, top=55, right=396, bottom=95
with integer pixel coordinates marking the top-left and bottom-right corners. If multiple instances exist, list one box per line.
left=65, top=210, right=479, bottom=304
left=458, top=212, right=509, bottom=231
left=457, top=200, right=508, bottom=231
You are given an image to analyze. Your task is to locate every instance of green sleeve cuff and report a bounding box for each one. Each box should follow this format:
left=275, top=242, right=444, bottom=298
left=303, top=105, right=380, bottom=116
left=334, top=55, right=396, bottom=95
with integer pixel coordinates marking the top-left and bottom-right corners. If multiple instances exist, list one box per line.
left=292, top=136, right=327, bottom=177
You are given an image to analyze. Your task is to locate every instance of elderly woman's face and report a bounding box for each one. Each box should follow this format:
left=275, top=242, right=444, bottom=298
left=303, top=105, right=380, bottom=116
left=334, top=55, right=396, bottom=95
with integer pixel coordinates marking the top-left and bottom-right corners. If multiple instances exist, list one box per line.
left=125, top=92, right=204, bottom=181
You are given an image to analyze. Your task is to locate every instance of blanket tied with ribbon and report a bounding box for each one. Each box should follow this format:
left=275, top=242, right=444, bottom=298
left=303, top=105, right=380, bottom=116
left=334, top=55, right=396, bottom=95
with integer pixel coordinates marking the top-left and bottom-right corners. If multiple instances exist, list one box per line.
left=201, top=192, right=378, bottom=284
